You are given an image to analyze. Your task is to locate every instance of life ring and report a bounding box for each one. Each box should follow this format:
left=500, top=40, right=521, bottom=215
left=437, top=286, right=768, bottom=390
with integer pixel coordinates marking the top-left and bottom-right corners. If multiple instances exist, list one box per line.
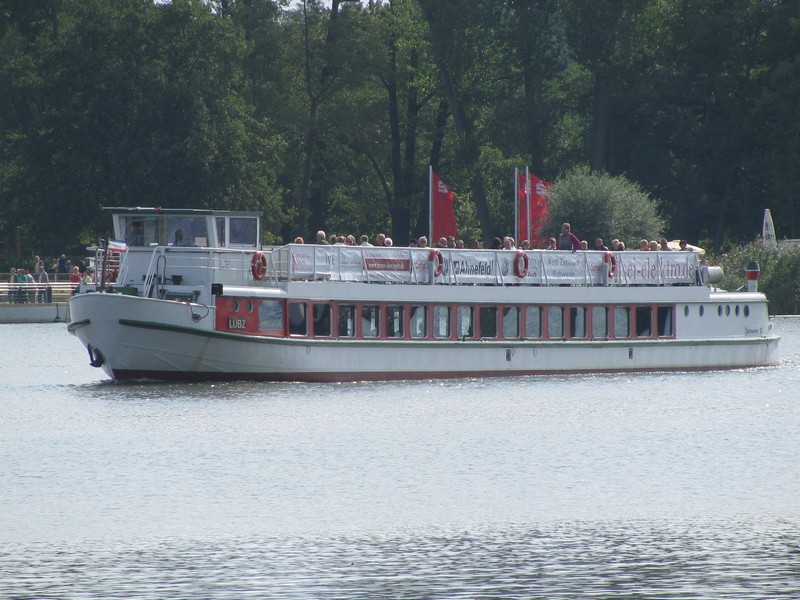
left=429, top=248, right=443, bottom=277
left=514, top=251, right=529, bottom=278
left=604, top=252, right=616, bottom=278
left=251, top=251, right=267, bottom=281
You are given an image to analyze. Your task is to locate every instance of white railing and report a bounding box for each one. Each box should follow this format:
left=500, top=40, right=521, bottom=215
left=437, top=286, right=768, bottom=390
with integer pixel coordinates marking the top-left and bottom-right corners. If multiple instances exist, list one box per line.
left=0, top=281, right=76, bottom=304
left=266, top=245, right=702, bottom=287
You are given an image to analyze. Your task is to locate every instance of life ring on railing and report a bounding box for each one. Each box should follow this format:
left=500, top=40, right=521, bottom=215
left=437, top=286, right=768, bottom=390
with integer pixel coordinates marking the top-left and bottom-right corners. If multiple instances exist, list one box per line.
left=251, top=251, right=267, bottom=281
left=429, top=248, right=443, bottom=277
left=514, top=251, right=529, bottom=278
left=604, top=252, right=616, bottom=278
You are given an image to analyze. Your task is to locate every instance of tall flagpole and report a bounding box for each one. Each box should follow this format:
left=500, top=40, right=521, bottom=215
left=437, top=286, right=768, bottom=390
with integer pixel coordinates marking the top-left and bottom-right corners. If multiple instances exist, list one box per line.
left=514, top=168, right=519, bottom=243
left=525, top=166, right=531, bottom=243
left=428, top=165, right=433, bottom=243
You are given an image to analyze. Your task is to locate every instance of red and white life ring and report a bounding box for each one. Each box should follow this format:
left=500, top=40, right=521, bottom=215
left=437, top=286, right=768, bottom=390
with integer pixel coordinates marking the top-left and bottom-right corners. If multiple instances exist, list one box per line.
left=514, top=251, right=529, bottom=278
left=251, top=251, right=267, bottom=281
left=604, top=252, right=616, bottom=278
left=429, top=248, right=443, bottom=277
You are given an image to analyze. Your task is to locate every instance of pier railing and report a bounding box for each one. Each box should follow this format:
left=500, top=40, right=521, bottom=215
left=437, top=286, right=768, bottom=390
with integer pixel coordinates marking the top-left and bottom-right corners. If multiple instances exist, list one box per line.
left=0, top=281, right=76, bottom=304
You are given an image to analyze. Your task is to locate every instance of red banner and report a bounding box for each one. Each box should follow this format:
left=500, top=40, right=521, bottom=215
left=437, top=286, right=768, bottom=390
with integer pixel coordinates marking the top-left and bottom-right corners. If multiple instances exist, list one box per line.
left=432, top=171, right=458, bottom=240
left=517, top=172, right=551, bottom=246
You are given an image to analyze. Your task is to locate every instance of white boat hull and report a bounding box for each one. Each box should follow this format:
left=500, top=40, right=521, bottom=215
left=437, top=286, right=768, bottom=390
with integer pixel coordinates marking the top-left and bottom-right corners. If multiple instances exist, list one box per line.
left=69, top=293, right=780, bottom=382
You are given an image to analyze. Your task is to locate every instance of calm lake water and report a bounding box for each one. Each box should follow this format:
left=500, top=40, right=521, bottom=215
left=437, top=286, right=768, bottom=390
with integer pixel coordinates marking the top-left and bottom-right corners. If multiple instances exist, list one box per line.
left=1, top=318, right=799, bottom=598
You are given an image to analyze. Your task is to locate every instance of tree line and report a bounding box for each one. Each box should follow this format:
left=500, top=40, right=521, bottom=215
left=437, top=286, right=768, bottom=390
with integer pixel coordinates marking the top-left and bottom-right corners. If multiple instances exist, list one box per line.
left=1, top=0, right=798, bottom=259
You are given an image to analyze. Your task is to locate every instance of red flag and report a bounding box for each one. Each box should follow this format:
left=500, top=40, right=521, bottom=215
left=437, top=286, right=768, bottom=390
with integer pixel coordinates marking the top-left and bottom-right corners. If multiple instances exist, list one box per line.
left=431, top=171, right=458, bottom=240
left=517, top=171, right=551, bottom=245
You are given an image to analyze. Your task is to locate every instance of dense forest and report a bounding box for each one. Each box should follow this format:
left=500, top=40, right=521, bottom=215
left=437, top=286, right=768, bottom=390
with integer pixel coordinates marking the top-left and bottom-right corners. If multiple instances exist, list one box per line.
left=1, top=0, right=798, bottom=258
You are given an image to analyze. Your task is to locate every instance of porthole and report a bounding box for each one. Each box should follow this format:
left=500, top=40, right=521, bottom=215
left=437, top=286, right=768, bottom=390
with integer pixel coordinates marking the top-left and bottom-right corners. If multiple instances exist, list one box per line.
left=735, top=305, right=740, bottom=316
left=247, top=300, right=254, bottom=313
left=231, top=298, right=240, bottom=312
left=718, top=306, right=723, bottom=316
left=684, top=305, right=690, bottom=317
left=744, top=306, right=750, bottom=317
left=699, top=305, right=704, bottom=317
left=725, top=305, right=731, bottom=316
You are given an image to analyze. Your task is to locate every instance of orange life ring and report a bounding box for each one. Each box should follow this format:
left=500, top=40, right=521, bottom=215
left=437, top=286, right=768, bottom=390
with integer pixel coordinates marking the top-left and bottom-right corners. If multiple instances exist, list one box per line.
left=514, top=250, right=529, bottom=278
left=604, top=252, right=616, bottom=278
left=429, top=248, right=443, bottom=277
left=251, top=251, right=267, bottom=281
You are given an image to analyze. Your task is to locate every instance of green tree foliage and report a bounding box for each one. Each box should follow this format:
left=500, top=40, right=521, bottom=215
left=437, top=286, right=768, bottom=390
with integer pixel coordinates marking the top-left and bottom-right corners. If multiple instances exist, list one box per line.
left=714, top=243, right=800, bottom=315
left=543, top=165, right=664, bottom=247
left=1, top=0, right=283, bottom=254
left=1, top=0, right=799, bottom=271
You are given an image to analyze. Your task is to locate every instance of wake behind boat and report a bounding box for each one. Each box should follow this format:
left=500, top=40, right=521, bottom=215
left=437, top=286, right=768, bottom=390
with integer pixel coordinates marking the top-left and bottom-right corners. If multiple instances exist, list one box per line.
left=68, top=207, right=780, bottom=382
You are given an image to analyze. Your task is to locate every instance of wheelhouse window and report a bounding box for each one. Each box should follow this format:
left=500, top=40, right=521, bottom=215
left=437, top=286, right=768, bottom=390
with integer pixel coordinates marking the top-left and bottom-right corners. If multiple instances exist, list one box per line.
left=592, top=306, right=608, bottom=339
left=410, top=305, right=427, bottom=339
left=362, top=305, right=380, bottom=338
left=503, top=307, right=519, bottom=339
left=479, top=306, right=497, bottom=339
left=457, top=306, right=473, bottom=339
left=525, top=306, right=541, bottom=339
left=289, top=302, right=307, bottom=335
left=338, top=305, right=355, bottom=337
left=614, top=306, right=630, bottom=338
left=313, top=303, right=331, bottom=337
left=229, top=217, right=259, bottom=248
left=386, top=305, right=404, bottom=338
left=547, top=306, right=563, bottom=339
left=434, top=306, right=450, bottom=339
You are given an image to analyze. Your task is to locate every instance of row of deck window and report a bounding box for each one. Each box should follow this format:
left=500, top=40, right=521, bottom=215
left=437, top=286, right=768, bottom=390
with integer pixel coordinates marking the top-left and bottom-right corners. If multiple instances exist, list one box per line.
left=247, top=299, right=675, bottom=341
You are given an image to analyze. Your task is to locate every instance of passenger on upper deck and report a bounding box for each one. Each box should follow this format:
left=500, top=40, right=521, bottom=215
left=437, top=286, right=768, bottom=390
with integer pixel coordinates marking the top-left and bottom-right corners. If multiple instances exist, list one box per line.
left=660, top=238, right=672, bottom=251
left=638, top=239, right=649, bottom=251
left=594, top=238, right=609, bottom=251
left=375, top=233, right=386, bottom=247
left=315, top=230, right=329, bottom=244
left=557, top=223, right=581, bottom=252
left=580, top=240, right=589, bottom=250
left=437, top=237, right=448, bottom=248
left=546, top=237, right=557, bottom=250
left=418, top=236, right=428, bottom=248
left=503, top=236, right=517, bottom=250
left=360, top=235, right=372, bottom=246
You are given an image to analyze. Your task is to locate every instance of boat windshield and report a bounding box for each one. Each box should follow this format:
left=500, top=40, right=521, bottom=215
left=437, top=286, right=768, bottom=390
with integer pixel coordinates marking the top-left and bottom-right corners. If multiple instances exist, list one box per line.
left=120, top=215, right=209, bottom=247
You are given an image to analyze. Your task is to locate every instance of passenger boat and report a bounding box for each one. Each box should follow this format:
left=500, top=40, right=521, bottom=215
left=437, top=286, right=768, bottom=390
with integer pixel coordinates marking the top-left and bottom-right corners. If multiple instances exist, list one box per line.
left=68, top=207, right=780, bottom=382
